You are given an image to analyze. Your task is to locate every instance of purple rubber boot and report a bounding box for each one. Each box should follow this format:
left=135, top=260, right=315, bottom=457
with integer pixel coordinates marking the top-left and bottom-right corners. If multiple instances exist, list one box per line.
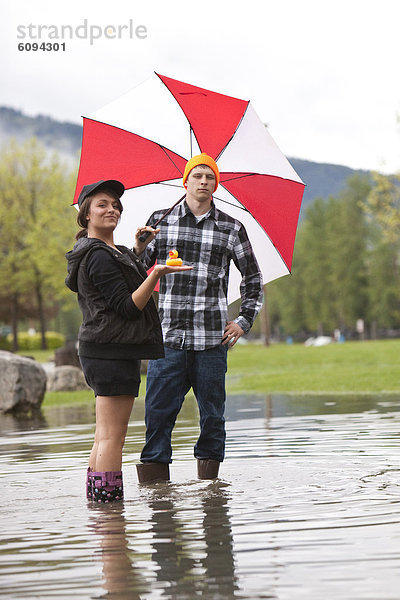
left=91, top=471, right=124, bottom=503
left=86, top=467, right=93, bottom=500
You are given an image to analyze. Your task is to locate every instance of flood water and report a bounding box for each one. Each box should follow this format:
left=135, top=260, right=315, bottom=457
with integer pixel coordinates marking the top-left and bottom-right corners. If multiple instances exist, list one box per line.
left=1, top=393, right=400, bottom=599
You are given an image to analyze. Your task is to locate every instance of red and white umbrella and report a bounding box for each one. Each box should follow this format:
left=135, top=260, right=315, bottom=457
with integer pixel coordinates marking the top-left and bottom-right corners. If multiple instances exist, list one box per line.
left=73, top=73, right=305, bottom=302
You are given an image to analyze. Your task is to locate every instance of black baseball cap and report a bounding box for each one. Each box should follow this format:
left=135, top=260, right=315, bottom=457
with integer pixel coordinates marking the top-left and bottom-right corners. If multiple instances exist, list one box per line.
left=77, top=180, right=125, bottom=207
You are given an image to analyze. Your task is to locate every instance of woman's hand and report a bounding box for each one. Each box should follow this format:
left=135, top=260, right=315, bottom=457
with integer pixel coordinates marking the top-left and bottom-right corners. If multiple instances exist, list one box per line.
left=154, top=263, right=193, bottom=276
left=133, top=226, right=160, bottom=255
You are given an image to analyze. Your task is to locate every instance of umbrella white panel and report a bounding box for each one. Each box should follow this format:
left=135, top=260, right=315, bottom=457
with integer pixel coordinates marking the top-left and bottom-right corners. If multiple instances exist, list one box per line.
left=114, top=183, right=183, bottom=247
left=217, top=104, right=303, bottom=183
left=114, top=180, right=274, bottom=247
left=90, top=77, right=195, bottom=161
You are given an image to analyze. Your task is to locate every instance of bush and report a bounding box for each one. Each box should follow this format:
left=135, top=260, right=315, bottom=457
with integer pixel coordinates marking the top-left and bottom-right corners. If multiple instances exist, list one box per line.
left=6, top=331, right=65, bottom=351
left=0, top=336, right=11, bottom=351
left=44, top=331, right=66, bottom=350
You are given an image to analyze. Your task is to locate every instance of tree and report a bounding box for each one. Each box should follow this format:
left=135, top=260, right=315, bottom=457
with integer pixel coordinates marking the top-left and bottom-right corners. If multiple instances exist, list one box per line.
left=268, top=174, right=372, bottom=338
left=366, top=236, right=400, bottom=330
left=361, top=170, right=400, bottom=329
left=298, top=197, right=337, bottom=333
left=268, top=242, right=307, bottom=339
left=0, top=138, right=77, bottom=349
left=364, top=171, right=400, bottom=244
left=328, top=175, right=370, bottom=332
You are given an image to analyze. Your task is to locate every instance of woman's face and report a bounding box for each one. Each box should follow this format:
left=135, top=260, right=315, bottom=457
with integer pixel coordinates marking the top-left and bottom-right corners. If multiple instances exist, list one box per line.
left=86, top=192, right=121, bottom=234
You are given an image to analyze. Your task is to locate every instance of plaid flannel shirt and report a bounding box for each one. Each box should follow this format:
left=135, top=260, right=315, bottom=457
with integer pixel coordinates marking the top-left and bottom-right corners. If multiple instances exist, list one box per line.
left=141, top=200, right=263, bottom=351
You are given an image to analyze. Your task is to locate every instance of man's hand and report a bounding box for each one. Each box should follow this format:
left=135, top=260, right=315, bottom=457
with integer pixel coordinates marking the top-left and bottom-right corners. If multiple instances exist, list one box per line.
left=222, top=321, right=244, bottom=348
left=133, top=226, right=160, bottom=255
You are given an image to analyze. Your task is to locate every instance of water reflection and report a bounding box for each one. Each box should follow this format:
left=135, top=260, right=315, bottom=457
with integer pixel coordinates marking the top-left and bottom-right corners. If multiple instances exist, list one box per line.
left=146, top=482, right=238, bottom=597
left=88, top=482, right=239, bottom=599
left=225, top=393, right=400, bottom=420
left=88, top=504, right=146, bottom=599
left=1, top=393, right=400, bottom=599
left=0, top=409, right=48, bottom=434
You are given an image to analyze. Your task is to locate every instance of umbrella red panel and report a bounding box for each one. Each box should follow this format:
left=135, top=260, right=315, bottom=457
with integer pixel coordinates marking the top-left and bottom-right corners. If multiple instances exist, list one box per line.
left=157, top=73, right=248, bottom=160
left=221, top=174, right=305, bottom=271
left=73, top=119, right=187, bottom=204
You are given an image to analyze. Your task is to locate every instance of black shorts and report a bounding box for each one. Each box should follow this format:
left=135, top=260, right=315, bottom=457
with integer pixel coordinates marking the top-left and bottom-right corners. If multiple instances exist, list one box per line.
left=79, top=356, right=141, bottom=397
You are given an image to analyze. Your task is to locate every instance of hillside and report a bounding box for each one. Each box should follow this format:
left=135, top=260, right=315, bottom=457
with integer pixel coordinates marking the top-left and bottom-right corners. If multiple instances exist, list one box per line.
left=0, top=106, right=370, bottom=210
left=290, top=158, right=370, bottom=211
left=0, top=106, right=82, bottom=157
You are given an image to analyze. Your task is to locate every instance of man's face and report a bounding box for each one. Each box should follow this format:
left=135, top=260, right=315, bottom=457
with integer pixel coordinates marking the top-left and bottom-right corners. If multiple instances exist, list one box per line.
left=186, top=165, right=216, bottom=202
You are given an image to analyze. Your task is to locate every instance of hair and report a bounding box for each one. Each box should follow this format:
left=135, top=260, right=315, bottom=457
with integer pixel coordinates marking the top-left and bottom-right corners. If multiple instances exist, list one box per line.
left=75, top=187, right=124, bottom=240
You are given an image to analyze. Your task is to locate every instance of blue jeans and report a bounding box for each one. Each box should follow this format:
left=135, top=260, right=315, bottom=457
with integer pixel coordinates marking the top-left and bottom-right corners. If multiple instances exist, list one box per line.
left=140, top=345, right=228, bottom=464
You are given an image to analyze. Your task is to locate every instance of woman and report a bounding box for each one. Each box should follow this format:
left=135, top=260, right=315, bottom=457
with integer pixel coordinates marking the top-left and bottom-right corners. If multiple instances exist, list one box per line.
left=65, top=180, right=191, bottom=503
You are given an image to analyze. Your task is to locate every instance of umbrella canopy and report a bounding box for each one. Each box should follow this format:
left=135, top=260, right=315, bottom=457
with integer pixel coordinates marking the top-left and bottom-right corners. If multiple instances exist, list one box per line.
left=73, top=73, right=305, bottom=302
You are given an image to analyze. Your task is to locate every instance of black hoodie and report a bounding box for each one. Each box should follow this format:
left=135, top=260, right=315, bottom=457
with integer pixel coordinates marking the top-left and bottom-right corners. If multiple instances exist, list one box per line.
left=65, top=237, right=164, bottom=360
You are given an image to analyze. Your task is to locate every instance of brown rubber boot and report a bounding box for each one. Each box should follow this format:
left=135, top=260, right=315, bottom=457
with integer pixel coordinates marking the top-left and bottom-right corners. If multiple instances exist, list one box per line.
left=197, top=459, right=220, bottom=480
left=136, top=462, right=170, bottom=483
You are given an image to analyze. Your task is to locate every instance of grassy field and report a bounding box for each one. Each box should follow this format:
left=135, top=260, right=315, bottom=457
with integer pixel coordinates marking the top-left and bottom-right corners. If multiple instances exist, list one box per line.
left=20, top=339, right=400, bottom=408
left=43, top=390, right=95, bottom=406
left=225, top=339, right=400, bottom=394
left=18, top=349, right=55, bottom=363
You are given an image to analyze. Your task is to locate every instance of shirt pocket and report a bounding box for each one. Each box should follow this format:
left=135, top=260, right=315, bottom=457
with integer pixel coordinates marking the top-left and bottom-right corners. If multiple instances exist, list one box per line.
left=157, top=237, right=185, bottom=263
left=201, top=242, right=228, bottom=276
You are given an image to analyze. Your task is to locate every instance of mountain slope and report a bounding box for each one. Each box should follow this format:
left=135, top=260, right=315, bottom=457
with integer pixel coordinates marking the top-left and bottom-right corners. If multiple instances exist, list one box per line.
left=0, top=106, right=370, bottom=210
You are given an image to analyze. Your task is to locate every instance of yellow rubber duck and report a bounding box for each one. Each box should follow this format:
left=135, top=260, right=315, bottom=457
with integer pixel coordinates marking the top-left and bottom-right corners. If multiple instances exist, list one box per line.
left=166, top=249, right=183, bottom=266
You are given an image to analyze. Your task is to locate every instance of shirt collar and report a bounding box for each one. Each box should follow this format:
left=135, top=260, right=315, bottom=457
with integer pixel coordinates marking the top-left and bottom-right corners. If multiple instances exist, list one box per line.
left=174, top=199, right=218, bottom=222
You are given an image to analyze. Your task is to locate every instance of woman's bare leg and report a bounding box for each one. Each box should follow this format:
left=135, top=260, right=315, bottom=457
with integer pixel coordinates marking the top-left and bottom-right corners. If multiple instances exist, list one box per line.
left=89, top=430, right=99, bottom=471
left=91, top=395, right=135, bottom=472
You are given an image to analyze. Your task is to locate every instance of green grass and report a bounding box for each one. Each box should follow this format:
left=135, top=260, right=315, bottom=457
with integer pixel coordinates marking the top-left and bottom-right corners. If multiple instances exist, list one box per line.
left=226, top=339, right=400, bottom=394
left=44, top=390, right=95, bottom=407
left=39, top=339, right=400, bottom=408
left=16, top=349, right=56, bottom=362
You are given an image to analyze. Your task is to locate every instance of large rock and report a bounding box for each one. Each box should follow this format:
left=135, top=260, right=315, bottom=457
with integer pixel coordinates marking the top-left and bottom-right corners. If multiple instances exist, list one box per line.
left=55, top=340, right=81, bottom=368
left=47, top=365, right=90, bottom=392
left=0, top=351, right=47, bottom=413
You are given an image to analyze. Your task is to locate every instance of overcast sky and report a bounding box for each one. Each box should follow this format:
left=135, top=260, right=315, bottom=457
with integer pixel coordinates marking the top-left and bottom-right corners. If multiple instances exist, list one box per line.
left=1, top=0, right=399, bottom=174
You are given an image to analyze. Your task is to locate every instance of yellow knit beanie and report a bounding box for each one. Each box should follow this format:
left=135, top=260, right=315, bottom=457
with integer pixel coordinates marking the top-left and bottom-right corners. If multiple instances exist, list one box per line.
left=183, top=153, right=219, bottom=192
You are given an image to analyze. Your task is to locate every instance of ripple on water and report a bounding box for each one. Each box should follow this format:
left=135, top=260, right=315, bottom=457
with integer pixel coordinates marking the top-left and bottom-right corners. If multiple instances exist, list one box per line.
left=1, top=394, right=400, bottom=599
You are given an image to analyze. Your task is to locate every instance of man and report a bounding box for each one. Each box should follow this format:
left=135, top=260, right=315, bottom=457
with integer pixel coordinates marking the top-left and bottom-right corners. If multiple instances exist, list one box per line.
left=134, top=153, right=263, bottom=481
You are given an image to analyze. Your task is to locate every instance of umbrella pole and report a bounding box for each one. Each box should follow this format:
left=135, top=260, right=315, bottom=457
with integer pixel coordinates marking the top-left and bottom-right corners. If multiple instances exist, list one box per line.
left=138, top=192, right=186, bottom=242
